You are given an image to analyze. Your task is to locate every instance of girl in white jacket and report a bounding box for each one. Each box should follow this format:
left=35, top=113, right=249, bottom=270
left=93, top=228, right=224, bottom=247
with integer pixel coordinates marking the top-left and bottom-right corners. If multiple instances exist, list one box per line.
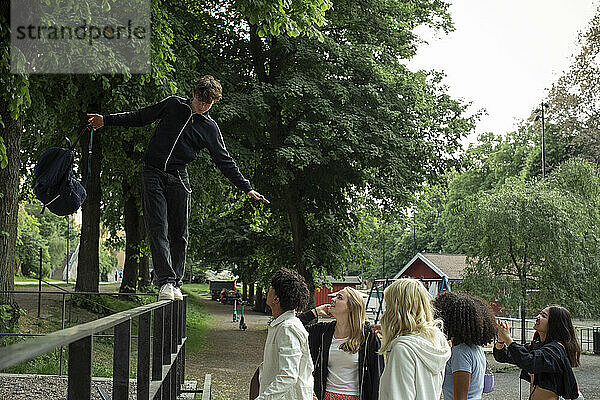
left=378, top=279, right=451, bottom=400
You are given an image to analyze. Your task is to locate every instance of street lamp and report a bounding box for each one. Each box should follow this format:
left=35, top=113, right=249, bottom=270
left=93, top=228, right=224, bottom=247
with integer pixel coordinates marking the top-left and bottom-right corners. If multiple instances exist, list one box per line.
left=534, top=102, right=549, bottom=178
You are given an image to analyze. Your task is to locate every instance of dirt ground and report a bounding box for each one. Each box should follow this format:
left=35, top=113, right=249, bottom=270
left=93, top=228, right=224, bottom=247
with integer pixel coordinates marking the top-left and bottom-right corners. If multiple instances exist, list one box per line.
left=191, top=298, right=600, bottom=400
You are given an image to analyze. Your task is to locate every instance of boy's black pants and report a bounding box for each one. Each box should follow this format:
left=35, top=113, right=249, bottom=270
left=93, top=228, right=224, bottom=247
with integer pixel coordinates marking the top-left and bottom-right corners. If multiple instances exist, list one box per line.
left=141, top=166, right=191, bottom=288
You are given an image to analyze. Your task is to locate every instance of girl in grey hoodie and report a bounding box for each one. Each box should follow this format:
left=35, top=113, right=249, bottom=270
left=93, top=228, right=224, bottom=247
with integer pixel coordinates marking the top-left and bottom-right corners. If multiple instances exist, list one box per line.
left=378, top=279, right=450, bottom=400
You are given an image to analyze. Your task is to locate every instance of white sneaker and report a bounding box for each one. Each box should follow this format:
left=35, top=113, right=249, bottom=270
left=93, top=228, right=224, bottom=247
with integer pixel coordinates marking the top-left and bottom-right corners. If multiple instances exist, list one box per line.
left=158, top=283, right=175, bottom=301
left=173, top=286, right=183, bottom=301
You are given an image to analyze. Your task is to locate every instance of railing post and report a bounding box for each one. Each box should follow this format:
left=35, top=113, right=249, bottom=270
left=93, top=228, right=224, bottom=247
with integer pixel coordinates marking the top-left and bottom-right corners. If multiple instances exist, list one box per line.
left=138, top=311, right=151, bottom=400
left=68, top=335, right=92, bottom=400
left=172, top=301, right=179, bottom=354
left=164, top=370, right=172, bottom=400
left=163, top=302, right=173, bottom=399
left=163, top=302, right=173, bottom=362
left=170, top=365, right=177, bottom=399
left=38, top=247, right=42, bottom=318
left=113, top=319, right=131, bottom=400
left=181, top=297, right=187, bottom=389
left=152, top=306, right=164, bottom=400
left=59, top=293, right=66, bottom=376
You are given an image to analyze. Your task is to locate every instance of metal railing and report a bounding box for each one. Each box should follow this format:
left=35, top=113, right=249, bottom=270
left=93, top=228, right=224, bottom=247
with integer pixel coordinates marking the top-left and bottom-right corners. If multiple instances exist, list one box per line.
left=1, top=288, right=159, bottom=376
left=0, top=296, right=208, bottom=400
left=497, top=317, right=600, bottom=352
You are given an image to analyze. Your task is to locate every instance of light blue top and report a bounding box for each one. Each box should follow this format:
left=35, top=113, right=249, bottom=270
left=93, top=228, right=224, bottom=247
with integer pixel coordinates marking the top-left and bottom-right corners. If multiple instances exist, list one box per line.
left=442, top=343, right=485, bottom=400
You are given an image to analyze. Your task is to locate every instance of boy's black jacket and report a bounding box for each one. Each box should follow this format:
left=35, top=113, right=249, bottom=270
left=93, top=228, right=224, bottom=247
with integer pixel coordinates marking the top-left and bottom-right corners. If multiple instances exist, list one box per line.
left=103, top=95, right=251, bottom=193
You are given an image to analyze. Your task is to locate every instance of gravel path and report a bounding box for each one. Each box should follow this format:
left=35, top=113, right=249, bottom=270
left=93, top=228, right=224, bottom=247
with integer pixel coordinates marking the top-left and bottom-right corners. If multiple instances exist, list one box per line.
left=185, top=297, right=270, bottom=400
left=0, top=375, right=197, bottom=399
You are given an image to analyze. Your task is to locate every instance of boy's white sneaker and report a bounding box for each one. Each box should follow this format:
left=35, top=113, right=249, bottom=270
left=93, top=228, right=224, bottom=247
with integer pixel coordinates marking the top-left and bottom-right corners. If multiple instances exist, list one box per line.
left=158, top=283, right=175, bottom=301
left=173, top=286, right=183, bottom=301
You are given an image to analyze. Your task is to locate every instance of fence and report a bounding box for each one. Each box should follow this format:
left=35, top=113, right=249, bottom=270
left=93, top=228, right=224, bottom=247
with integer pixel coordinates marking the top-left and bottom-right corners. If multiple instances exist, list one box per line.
left=496, top=317, right=600, bottom=352
left=1, top=287, right=159, bottom=376
left=0, top=295, right=210, bottom=400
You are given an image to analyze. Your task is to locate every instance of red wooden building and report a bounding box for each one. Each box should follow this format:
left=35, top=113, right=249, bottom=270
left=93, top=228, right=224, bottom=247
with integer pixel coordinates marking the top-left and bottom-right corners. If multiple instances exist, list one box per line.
left=393, top=253, right=468, bottom=292
left=314, top=276, right=362, bottom=306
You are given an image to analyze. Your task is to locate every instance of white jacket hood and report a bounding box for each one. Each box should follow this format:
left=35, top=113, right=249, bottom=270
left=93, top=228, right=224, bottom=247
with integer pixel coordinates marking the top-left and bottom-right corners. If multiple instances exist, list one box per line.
left=392, top=329, right=450, bottom=374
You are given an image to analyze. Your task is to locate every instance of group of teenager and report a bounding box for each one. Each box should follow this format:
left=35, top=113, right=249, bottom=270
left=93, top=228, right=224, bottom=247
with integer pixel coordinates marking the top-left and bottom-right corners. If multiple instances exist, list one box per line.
left=85, top=77, right=582, bottom=400
left=253, top=268, right=582, bottom=400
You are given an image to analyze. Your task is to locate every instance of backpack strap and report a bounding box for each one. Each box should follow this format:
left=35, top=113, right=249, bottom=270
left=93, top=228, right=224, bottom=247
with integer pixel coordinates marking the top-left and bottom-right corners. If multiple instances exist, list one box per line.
left=83, top=126, right=94, bottom=186
left=70, top=125, right=94, bottom=186
left=70, top=124, right=92, bottom=150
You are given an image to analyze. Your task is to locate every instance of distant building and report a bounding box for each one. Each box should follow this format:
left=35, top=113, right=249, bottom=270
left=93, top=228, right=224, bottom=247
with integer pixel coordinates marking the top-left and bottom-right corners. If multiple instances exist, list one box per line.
left=314, top=276, right=362, bottom=306
left=393, top=252, right=468, bottom=291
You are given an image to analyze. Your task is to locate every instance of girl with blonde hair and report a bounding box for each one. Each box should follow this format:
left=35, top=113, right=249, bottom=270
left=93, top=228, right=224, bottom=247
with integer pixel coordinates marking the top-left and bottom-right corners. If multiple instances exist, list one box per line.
left=378, top=279, right=450, bottom=400
left=299, top=286, right=384, bottom=400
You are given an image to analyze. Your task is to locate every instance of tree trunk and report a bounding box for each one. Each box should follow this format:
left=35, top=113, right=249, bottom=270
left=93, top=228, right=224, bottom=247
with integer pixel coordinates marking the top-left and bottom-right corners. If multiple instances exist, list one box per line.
left=254, top=286, right=265, bottom=313
left=120, top=178, right=140, bottom=293
left=138, top=218, right=151, bottom=289
left=283, top=183, right=315, bottom=295
left=0, top=96, right=21, bottom=309
left=248, top=283, right=255, bottom=306
left=242, top=282, right=248, bottom=301
left=76, top=126, right=102, bottom=292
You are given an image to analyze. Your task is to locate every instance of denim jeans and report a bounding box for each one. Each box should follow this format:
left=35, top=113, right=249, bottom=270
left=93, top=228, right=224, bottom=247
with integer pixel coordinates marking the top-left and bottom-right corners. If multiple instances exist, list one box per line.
left=141, top=166, right=191, bottom=287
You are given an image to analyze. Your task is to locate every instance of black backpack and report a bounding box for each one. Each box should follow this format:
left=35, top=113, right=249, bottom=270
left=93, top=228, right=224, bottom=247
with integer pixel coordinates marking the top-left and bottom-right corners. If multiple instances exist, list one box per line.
left=34, top=125, right=94, bottom=216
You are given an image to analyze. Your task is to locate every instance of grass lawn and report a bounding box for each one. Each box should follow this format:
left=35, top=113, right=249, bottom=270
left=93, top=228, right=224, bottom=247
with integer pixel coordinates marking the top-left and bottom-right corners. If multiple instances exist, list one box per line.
left=182, top=283, right=210, bottom=295
left=181, top=285, right=211, bottom=354
left=14, top=276, right=72, bottom=287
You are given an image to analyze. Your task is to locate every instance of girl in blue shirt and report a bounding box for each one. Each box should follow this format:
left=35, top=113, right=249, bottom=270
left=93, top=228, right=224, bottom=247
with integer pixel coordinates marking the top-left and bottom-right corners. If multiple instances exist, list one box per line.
left=433, top=292, right=497, bottom=400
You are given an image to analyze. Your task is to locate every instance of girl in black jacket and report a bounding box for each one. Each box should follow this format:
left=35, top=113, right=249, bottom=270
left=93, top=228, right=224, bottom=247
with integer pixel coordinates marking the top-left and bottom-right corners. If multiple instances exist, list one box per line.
left=494, top=305, right=581, bottom=399
left=298, top=287, right=384, bottom=400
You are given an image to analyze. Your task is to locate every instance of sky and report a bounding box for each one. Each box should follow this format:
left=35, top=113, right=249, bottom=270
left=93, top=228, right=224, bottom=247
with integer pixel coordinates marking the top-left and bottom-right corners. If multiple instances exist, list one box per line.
left=408, top=0, right=598, bottom=142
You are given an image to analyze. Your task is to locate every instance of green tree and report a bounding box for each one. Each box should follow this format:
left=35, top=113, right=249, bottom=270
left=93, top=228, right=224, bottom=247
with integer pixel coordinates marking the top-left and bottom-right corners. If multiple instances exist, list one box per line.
left=16, top=206, right=50, bottom=278
left=456, top=161, right=600, bottom=317
left=207, top=0, right=472, bottom=290
left=547, top=5, right=600, bottom=164
left=0, top=1, right=30, bottom=312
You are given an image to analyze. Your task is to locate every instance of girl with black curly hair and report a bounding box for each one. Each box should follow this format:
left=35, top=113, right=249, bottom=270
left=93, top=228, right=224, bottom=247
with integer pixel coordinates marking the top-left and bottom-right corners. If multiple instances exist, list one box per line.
left=433, top=292, right=497, bottom=400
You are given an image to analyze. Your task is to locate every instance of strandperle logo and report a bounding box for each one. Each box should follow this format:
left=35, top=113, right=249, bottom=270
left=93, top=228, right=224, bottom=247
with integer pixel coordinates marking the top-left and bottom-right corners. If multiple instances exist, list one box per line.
left=15, top=20, right=147, bottom=45
left=11, top=0, right=150, bottom=74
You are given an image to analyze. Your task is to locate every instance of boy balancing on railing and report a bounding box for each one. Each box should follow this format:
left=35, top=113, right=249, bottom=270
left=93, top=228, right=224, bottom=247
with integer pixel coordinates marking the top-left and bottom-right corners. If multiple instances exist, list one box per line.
left=253, top=268, right=314, bottom=400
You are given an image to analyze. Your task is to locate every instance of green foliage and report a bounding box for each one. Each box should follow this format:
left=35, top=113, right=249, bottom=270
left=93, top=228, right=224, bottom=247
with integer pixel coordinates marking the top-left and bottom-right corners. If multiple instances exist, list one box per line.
left=0, top=304, right=23, bottom=333
left=547, top=6, right=600, bottom=163
left=456, top=164, right=600, bottom=316
left=0, top=136, right=7, bottom=169
left=16, top=204, right=82, bottom=279
left=16, top=205, right=51, bottom=277
left=98, top=238, right=117, bottom=279
left=235, top=0, right=332, bottom=38
left=195, top=0, right=472, bottom=287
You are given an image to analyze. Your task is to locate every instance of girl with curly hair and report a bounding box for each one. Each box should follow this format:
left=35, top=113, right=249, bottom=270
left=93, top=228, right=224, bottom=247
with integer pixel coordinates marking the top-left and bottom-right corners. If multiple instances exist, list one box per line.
left=432, top=292, right=497, bottom=400
left=378, top=279, right=450, bottom=400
